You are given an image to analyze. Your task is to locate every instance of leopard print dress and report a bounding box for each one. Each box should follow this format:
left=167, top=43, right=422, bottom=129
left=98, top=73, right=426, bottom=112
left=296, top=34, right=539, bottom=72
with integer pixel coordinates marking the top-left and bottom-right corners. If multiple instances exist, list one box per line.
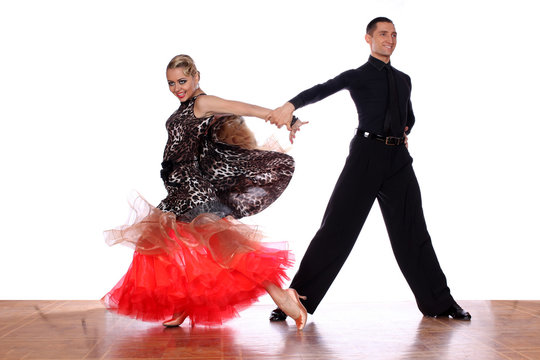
left=103, top=94, right=295, bottom=324
left=157, top=94, right=294, bottom=221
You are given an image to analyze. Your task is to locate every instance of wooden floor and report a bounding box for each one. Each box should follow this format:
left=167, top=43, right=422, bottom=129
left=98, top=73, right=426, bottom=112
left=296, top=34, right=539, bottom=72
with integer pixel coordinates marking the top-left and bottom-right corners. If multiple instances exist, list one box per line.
left=1, top=300, right=540, bottom=359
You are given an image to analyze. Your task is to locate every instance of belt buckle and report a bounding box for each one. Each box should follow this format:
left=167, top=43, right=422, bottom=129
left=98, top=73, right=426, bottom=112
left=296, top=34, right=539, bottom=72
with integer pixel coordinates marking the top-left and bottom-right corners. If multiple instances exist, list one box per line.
left=385, top=136, right=404, bottom=145
left=385, top=136, right=398, bottom=145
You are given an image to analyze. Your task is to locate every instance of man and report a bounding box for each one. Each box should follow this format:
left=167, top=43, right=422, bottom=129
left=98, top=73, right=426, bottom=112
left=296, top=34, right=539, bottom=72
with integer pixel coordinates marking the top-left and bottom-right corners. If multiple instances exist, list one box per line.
left=268, top=17, right=470, bottom=322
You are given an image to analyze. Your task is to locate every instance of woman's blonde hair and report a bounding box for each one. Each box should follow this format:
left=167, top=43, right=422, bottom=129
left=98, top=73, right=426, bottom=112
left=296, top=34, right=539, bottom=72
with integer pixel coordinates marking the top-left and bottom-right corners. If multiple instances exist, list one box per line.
left=167, top=54, right=199, bottom=77
left=215, top=115, right=258, bottom=150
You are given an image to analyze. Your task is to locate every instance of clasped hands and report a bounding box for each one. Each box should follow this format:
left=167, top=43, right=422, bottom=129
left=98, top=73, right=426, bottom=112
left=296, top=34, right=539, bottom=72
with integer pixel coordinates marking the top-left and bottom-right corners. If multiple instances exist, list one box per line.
left=266, top=102, right=308, bottom=144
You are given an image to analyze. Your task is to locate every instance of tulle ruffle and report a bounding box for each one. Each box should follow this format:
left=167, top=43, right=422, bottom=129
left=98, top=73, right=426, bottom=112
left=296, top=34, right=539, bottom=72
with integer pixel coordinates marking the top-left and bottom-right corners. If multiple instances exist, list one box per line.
left=102, top=196, right=293, bottom=325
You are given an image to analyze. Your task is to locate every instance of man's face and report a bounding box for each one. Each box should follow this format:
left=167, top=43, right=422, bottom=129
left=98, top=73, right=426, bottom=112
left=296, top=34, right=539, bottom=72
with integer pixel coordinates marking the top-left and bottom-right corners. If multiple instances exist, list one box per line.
left=365, top=22, right=397, bottom=62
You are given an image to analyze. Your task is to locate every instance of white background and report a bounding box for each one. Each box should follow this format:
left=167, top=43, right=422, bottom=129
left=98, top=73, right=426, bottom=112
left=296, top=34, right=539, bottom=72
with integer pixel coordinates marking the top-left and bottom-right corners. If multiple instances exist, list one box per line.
left=1, top=0, right=539, bottom=305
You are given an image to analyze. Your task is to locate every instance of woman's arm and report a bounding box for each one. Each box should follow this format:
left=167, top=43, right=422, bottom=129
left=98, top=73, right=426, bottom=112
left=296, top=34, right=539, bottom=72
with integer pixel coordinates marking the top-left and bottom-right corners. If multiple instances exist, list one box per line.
left=195, top=94, right=308, bottom=143
left=194, top=95, right=270, bottom=120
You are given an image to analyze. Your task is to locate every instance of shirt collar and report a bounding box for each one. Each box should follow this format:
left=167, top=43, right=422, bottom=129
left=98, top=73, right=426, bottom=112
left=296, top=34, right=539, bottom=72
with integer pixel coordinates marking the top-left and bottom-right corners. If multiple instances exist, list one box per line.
left=368, top=55, right=390, bottom=71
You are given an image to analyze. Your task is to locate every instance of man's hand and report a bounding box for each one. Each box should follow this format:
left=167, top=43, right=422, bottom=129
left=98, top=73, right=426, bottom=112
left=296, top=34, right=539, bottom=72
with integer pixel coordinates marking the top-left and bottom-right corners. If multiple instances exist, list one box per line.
left=404, top=126, right=409, bottom=148
left=289, top=118, right=309, bottom=144
left=266, top=102, right=295, bottom=130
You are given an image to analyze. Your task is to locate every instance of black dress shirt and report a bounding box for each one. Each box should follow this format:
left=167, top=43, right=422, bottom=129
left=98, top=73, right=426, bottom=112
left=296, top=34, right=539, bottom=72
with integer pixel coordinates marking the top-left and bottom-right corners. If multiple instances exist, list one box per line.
left=289, top=56, right=415, bottom=136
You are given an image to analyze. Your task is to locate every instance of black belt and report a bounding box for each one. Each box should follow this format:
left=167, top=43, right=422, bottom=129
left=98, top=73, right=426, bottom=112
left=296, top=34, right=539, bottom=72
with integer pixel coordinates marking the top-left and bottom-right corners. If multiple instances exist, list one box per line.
left=357, top=131, right=405, bottom=146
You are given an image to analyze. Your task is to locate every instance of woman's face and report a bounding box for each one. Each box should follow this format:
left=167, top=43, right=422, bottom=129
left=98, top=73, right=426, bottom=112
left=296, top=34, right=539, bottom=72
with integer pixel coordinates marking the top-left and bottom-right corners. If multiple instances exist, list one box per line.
left=166, top=67, right=199, bottom=102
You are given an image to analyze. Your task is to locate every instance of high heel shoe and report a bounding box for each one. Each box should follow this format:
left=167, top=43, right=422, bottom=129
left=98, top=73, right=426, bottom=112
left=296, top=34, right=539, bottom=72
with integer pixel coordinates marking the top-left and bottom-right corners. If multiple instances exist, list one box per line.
left=281, top=288, right=307, bottom=330
left=162, top=312, right=188, bottom=327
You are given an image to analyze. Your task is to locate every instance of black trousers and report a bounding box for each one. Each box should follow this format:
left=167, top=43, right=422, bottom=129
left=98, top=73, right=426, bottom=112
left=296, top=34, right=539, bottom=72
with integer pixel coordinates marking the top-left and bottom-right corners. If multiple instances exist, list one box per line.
left=289, top=134, right=455, bottom=316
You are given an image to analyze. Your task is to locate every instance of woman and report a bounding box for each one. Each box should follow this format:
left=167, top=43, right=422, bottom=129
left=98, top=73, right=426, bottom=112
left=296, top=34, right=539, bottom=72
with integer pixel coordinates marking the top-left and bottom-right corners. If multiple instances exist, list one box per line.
left=102, top=55, right=308, bottom=330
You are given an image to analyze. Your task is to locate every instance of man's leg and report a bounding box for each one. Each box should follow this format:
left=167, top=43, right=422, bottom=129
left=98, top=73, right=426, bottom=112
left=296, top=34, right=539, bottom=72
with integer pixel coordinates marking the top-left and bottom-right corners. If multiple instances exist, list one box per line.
left=288, top=136, right=383, bottom=314
left=377, top=150, right=468, bottom=318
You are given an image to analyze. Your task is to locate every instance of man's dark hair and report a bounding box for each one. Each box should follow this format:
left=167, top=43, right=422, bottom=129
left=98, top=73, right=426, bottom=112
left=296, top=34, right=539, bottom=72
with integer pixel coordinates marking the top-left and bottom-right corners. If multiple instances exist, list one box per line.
left=366, top=17, right=393, bottom=35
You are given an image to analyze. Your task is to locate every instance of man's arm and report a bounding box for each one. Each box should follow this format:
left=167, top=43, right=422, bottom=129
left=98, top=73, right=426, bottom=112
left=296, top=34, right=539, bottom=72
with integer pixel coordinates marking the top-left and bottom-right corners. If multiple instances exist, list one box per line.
left=267, top=70, right=353, bottom=129
left=405, top=99, right=415, bottom=134
left=405, top=75, right=415, bottom=134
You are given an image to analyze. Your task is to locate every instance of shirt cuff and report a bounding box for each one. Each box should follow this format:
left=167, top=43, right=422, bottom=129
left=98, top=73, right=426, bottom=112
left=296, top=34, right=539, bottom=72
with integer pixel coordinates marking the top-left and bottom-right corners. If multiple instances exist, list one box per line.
left=288, top=96, right=303, bottom=110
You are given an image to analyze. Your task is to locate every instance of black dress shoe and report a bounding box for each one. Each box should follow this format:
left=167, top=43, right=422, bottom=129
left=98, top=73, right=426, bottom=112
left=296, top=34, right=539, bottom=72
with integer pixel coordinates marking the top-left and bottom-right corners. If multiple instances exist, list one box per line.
left=269, top=307, right=287, bottom=321
left=436, top=303, right=471, bottom=320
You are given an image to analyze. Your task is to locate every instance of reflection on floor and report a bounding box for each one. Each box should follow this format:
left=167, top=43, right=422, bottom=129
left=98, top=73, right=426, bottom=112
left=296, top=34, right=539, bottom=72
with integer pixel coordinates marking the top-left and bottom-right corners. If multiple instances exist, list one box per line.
left=1, top=300, right=539, bottom=359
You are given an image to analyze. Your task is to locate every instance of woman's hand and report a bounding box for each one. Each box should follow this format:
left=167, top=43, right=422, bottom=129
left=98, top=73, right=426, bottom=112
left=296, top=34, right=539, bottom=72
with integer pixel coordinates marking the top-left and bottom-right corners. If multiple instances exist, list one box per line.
left=267, top=102, right=295, bottom=130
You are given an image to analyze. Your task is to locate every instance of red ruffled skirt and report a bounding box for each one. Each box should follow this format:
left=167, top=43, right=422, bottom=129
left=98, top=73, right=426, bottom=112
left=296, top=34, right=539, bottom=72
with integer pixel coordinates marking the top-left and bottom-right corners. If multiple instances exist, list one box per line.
left=102, top=197, right=292, bottom=325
